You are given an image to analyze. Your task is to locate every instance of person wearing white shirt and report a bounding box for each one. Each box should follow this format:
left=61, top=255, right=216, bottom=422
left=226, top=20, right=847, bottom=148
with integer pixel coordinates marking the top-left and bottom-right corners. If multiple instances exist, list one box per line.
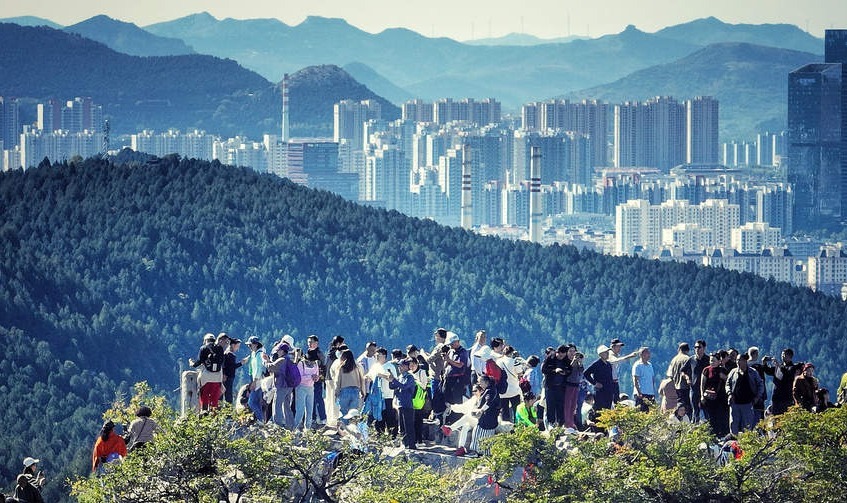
left=468, top=329, right=488, bottom=385
left=608, top=338, right=639, bottom=403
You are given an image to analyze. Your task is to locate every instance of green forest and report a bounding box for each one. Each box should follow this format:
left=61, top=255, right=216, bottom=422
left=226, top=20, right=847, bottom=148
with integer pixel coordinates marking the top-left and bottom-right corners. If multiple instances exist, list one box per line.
left=0, top=156, right=846, bottom=499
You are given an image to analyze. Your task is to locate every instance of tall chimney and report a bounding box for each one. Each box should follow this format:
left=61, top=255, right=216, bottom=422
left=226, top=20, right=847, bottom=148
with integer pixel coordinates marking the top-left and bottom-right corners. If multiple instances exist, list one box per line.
left=281, top=73, right=290, bottom=142
left=461, top=143, right=472, bottom=229
left=529, top=146, right=542, bottom=243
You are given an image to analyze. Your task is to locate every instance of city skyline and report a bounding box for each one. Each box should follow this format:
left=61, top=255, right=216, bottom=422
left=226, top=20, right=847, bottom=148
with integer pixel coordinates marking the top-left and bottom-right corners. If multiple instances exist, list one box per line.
left=3, top=0, right=844, bottom=41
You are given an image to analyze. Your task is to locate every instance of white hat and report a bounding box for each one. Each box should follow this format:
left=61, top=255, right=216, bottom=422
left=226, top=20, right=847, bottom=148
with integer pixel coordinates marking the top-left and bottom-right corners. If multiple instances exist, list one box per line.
left=474, top=345, right=493, bottom=360
left=23, top=457, right=39, bottom=468
left=282, top=334, right=295, bottom=347
left=596, top=344, right=611, bottom=356
left=445, top=331, right=459, bottom=345
left=343, top=409, right=361, bottom=420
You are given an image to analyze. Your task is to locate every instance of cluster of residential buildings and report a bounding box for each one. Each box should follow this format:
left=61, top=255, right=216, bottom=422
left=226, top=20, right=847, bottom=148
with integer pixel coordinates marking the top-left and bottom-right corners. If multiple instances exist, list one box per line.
left=0, top=97, right=105, bottom=170
left=3, top=29, right=847, bottom=294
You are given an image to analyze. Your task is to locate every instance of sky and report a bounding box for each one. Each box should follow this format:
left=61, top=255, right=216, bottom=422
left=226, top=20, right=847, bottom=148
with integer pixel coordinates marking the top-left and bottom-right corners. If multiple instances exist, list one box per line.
left=4, top=0, right=845, bottom=40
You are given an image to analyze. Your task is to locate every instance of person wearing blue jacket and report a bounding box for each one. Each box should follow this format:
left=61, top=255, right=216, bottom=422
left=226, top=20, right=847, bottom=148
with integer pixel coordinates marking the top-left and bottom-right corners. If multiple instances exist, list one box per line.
left=388, top=358, right=418, bottom=449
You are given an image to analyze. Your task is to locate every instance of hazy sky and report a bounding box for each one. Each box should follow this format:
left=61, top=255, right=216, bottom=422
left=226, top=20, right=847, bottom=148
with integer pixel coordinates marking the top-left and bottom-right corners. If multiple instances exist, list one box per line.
left=5, top=0, right=845, bottom=40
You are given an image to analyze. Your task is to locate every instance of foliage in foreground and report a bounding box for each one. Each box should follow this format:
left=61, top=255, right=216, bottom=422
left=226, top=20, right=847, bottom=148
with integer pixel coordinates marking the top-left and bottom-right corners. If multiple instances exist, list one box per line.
left=71, top=384, right=458, bottom=503
left=477, top=405, right=847, bottom=503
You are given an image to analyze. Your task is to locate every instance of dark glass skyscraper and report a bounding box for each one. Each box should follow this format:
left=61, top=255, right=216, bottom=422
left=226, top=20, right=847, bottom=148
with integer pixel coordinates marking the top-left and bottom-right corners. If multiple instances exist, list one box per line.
left=788, top=30, right=846, bottom=230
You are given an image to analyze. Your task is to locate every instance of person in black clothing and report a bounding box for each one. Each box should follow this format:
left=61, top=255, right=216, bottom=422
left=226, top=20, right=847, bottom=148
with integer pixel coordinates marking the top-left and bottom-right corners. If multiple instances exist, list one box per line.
left=188, top=333, right=227, bottom=410
left=14, top=474, right=44, bottom=503
left=689, top=340, right=709, bottom=422
left=307, top=335, right=327, bottom=426
left=747, top=346, right=768, bottom=422
left=584, top=345, right=615, bottom=411
left=542, top=344, right=572, bottom=427
left=222, top=336, right=242, bottom=405
left=761, top=348, right=804, bottom=415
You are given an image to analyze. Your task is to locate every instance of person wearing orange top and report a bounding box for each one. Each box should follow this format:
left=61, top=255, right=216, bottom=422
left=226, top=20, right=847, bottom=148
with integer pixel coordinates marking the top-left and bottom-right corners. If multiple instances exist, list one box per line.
left=91, top=420, right=127, bottom=474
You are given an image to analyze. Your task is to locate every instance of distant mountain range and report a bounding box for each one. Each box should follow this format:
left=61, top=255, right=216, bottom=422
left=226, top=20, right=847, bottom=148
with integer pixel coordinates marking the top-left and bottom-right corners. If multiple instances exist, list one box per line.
left=142, top=14, right=701, bottom=105
left=0, top=14, right=828, bottom=140
left=0, top=15, right=61, bottom=29
left=570, top=42, right=818, bottom=139
left=655, top=16, right=822, bottom=54
left=0, top=24, right=398, bottom=137
left=64, top=14, right=196, bottom=56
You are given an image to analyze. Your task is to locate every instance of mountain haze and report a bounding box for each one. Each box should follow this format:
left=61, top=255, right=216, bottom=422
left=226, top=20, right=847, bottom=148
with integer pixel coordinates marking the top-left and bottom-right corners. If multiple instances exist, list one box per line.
left=655, top=17, right=822, bottom=54
left=0, top=15, right=61, bottom=29
left=571, top=42, right=819, bottom=140
left=145, top=14, right=699, bottom=106
left=343, top=62, right=413, bottom=105
left=465, top=33, right=587, bottom=46
left=64, top=15, right=196, bottom=57
left=0, top=24, right=397, bottom=138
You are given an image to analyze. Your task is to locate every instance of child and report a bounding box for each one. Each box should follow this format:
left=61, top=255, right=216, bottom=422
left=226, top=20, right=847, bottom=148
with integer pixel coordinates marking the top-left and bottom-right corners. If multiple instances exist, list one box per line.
left=340, top=409, right=369, bottom=453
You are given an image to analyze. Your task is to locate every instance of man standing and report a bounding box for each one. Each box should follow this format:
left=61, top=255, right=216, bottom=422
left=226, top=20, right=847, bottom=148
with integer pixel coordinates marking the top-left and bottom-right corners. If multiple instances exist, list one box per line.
left=443, top=333, right=470, bottom=407
left=306, top=335, right=327, bottom=426
left=222, top=336, right=242, bottom=405
left=726, top=353, right=764, bottom=434
left=189, top=333, right=226, bottom=411
left=632, top=347, right=656, bottom=412
left=747, top=346, right=768, bottom=422
left=584, top=345, right=614, bottom=411
left=608, top=338, right=639, bottom=402
left=357, top=342, right=378, bottom=375
left=242, top=336, right=266, bottom=421
left=667, top=343, right=693, bottom=417
left=761, top=348, right=804, bottom=415
left=689, top=340, right=710, bottom=421
left=541, top=344, right=571, bottom=426
left=265, top=343, right=295, bottom=429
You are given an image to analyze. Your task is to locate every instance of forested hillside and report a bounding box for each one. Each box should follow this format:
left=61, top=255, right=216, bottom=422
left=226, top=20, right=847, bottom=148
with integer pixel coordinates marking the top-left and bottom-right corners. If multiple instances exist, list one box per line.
left=1, top=157, right=846, bottom=499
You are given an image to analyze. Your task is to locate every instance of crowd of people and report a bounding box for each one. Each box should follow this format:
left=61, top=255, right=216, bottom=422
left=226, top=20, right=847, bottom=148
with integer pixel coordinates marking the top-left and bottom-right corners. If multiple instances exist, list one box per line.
left=19, top=329, right=842, bottom=498
left=183, top=329, right=846, bottom=458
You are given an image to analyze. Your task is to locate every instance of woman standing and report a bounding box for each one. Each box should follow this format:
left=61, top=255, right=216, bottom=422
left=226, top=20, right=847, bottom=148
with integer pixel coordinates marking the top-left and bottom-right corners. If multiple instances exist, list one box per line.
left=701, top=353, right=729, bottom=437
left=334, top=349, right=366, bottom=425
left=498, top=346, right=523, bottom=423
left=294, top=350, right=320, bottom=430
left=563, top=348, right=583, bottom=430
left=324, top=337, right=346, bottom=427
left=469, top=375, right=501, bottom=456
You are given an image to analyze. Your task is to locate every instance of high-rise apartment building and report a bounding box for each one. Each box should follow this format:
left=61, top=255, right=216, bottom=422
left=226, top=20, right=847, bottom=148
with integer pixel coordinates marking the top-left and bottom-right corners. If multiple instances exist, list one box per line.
left=686, top=96, right=719, bottom=164
left=0, top=97, right=20, bottom=149
left=333, top=99, right=381, bottom=151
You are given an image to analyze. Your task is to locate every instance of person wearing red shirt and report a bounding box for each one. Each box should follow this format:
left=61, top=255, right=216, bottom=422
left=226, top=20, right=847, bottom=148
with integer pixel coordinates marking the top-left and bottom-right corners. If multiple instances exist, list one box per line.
left=91, top=420, right=127, bottom=474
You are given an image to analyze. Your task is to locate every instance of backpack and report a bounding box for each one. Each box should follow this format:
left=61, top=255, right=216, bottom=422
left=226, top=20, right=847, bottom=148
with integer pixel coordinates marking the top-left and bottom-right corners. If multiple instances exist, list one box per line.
left=495, top=368, right=509, bottom=395
left=412, top=384, right=427, bottom=410
left=284, top=358, right=301, bottom=388
left=204, top=344, right=224, bottom=373
left=519, top=376, right=532, bottom=394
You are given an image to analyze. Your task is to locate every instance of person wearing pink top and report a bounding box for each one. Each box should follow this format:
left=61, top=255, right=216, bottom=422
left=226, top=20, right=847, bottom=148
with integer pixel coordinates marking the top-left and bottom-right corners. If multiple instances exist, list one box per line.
left=294, top=349, right=321, bottom=431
